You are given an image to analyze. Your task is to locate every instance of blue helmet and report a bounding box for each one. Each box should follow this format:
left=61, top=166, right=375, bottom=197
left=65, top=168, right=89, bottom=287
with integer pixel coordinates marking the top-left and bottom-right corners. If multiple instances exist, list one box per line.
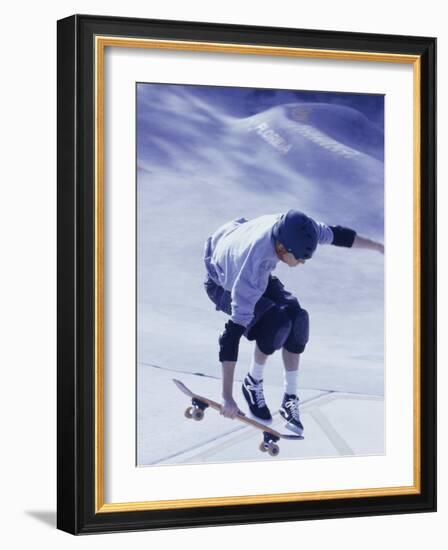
left=272, top=210, right=318, bottom=260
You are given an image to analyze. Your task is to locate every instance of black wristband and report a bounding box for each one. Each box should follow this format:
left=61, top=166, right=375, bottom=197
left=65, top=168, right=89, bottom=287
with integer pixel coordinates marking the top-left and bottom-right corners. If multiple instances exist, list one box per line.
left=218, top=320, right=245, bottom=362
left=329, top=225, right=357, bottom=247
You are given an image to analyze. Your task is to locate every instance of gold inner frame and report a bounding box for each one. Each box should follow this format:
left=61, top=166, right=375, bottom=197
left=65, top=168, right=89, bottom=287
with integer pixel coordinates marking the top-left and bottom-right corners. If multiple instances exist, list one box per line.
left=94, top=36, right=421, bottom=514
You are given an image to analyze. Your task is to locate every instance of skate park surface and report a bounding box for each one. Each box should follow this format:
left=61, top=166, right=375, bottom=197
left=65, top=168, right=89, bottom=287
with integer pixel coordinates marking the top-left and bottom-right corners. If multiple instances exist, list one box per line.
left=137, top=363, right=384, bottom=466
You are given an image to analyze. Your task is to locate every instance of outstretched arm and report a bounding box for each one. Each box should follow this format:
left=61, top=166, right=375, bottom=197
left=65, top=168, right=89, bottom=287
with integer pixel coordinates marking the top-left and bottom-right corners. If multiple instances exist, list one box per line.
left=352, top=234, right=384, bottom=255
left=327, top=224, right=383, bottom=255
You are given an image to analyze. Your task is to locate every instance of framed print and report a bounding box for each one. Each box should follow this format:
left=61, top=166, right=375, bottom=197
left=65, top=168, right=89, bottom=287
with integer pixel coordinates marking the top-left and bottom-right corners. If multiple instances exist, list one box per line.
left=57, top=15, right=436, bottom=534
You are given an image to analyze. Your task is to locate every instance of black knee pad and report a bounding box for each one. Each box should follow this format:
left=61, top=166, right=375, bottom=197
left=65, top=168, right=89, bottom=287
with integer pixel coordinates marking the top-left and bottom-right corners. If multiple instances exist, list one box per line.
left=253, top=306, right=292, bottom=356
left=284, top=308, right=309, bottom=354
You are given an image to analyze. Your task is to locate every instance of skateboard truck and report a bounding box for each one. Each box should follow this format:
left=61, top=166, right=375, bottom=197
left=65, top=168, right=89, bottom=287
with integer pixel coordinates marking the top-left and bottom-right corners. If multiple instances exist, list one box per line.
left=259, top=431, right=280, bottom=456
left=184, top=397, right=209, bottom=421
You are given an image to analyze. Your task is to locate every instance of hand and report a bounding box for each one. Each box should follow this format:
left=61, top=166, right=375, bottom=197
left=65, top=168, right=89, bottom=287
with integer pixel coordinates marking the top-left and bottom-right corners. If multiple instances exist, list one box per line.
left=220, top=397, right=244, bottom=419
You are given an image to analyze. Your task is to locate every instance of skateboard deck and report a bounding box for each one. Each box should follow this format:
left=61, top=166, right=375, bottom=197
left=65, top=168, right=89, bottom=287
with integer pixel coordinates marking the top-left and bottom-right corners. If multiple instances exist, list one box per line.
left=173, top=378, right=303, bottom=456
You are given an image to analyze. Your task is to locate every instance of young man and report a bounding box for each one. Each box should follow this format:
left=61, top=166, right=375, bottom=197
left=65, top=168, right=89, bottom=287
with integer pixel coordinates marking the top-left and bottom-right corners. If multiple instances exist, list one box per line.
left=203, top=210, right=383, bottom=435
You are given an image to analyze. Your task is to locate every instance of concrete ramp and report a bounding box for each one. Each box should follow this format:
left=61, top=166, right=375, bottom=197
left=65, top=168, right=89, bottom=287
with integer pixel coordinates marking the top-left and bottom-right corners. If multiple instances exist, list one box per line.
left=137, top=363, right=384, bottom=467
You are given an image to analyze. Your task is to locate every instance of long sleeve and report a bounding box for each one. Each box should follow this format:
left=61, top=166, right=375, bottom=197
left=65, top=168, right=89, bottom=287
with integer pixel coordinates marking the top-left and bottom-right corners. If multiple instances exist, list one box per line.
left=314, top=221, right=334, bottom=245
left=230, top=256, right=271, bottom=327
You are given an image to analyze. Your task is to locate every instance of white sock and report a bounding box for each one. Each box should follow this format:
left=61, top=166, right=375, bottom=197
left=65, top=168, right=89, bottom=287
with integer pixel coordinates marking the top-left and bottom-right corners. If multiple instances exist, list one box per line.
left=284, top=369, right=299, bottom=395
left=249, top=360, right=266, bottom=382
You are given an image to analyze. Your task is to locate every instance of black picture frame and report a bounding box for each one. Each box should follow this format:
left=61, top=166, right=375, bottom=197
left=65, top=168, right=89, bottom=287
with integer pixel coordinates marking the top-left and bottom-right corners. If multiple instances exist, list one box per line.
left=57, top=14, right=436, bottom=535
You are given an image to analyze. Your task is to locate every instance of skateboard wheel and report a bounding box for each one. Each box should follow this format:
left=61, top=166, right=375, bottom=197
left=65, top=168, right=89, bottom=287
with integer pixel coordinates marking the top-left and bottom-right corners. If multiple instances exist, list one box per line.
left=192, top=408, right=204, bottom=421
left=268, top=444, right=280, bottom=457
left=259, top=442, right=268, bottom=453
left=184, top=407, right=193, bottom=419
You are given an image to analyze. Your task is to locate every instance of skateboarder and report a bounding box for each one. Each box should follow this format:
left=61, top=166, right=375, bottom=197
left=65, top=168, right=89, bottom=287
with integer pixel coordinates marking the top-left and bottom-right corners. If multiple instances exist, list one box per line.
left=203, top=210, right=384, bottom=435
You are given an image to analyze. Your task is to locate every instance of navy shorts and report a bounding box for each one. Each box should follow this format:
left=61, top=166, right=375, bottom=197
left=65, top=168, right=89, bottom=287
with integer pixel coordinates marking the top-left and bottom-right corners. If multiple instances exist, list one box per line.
left=204, top=274, right=302, bottom=342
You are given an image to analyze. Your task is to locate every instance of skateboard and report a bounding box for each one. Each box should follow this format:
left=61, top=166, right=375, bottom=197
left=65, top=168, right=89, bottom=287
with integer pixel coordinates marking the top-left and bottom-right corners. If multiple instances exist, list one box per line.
left=173, top=378, right=303, bottom=457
